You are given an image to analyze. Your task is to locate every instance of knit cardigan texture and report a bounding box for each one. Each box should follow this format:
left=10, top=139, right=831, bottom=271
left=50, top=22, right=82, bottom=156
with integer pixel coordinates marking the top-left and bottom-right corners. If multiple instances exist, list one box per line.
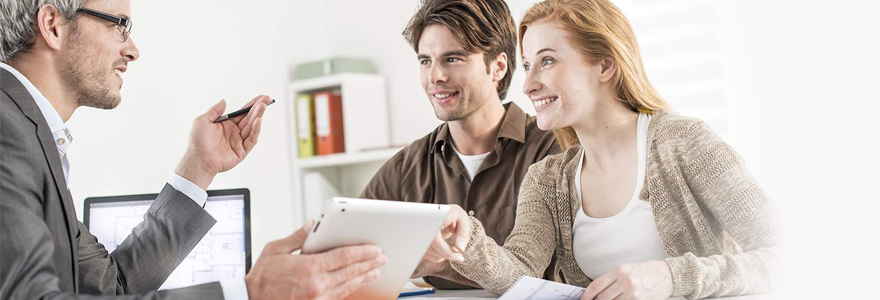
left=449, top=111, right=779, bottom=299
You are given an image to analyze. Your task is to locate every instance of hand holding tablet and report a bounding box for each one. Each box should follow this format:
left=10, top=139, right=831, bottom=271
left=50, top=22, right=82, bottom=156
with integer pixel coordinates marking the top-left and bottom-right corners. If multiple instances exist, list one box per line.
left=245, top=219, right=387, bottom=300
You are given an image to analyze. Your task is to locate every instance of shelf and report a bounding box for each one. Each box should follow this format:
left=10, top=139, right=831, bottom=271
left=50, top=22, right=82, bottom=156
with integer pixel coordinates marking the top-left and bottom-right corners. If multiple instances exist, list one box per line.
left=290, top=73, right=382, bottom=93
left=294, top=147, right=402, bottom=170
left=286, top=72, right=393, bottom=226
left=288, top=73, right=389, bottom=155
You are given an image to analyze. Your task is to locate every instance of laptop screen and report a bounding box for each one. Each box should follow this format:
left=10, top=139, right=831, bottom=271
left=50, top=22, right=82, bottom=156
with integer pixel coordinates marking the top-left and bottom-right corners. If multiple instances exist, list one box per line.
left=84, top=189, right=251, bottom=290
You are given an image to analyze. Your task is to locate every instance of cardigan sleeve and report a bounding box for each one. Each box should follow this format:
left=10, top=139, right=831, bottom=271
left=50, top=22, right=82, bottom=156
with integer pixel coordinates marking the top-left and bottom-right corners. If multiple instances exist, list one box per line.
left=448, top=165, right=559, bottom=295
left=665, top=120, right=781, bottom=299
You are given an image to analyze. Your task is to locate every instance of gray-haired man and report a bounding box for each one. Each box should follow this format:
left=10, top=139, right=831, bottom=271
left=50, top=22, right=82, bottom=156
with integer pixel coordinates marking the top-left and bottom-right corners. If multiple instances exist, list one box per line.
left=0, top=0, right=385, bottom=299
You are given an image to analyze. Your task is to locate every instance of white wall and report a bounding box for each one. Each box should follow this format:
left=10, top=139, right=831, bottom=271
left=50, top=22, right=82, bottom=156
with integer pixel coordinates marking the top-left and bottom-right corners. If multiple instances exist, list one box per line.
left=323, top=0, right=546, bottom=146
left=714, top=1, right=880, bottom=297
left=65, top=0, right=879, bottom=296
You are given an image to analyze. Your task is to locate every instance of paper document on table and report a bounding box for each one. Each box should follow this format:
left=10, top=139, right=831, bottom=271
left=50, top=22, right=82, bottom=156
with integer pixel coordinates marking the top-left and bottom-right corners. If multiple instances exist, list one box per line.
left=498, top=276, right=584, bottom=300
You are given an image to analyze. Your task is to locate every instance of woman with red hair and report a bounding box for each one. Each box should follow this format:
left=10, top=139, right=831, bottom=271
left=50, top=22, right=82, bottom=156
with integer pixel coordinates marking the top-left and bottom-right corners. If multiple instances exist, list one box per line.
left=421, top=0, right=779, bottom=299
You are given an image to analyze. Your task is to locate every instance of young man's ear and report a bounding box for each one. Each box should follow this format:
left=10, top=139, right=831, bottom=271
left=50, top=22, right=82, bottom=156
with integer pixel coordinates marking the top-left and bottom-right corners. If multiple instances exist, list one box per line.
left=491, top=52, right=509, bottom=82
left=35, top=5, right=70, bottom=51
left=598, top=57, right=617, bottom=83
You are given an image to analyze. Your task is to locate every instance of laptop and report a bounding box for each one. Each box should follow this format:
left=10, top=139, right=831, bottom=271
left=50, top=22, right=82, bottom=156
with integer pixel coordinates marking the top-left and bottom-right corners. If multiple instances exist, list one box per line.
left=84, top=188, right=251, bottom=290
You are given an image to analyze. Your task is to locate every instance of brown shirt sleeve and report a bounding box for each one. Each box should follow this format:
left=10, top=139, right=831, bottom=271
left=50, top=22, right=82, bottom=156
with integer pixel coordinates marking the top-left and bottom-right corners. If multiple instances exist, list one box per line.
left=360, top=150, right=481, bottom=289
left=422, top=269, right=481, bottom=289
left=359, top=151, right=404, bottom=201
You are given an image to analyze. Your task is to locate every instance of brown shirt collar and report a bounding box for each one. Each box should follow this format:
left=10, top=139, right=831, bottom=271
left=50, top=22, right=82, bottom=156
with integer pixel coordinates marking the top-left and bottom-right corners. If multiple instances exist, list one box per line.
left=431, top=102, right=528, bottom=154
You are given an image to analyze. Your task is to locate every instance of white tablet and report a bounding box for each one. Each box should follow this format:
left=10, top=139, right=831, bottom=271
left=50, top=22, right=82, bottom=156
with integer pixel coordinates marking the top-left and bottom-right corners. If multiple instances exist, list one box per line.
left=301, top=197, right=451, bottom=300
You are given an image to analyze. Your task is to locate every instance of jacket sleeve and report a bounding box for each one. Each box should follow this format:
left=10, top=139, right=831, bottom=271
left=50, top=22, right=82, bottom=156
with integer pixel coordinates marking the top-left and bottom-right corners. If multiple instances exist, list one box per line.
left=2, top=94, right=223, bottom=300
left=77, top=184, right=216, bottom=295
left=665, top=120, right=780, bottom=299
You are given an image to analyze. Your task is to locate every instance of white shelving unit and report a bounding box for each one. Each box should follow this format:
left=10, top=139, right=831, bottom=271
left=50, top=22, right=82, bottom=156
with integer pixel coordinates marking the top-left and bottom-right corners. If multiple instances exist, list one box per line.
left=287, top=73, right=400, bottom=224
left=296, top=147, right=403, bottom=170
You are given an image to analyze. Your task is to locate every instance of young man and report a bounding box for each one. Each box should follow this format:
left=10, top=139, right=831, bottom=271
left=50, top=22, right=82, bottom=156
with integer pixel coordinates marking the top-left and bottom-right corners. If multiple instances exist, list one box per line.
left=360, top=0, right=561, bottom=289
left=0, top=1, right=384, bottom=299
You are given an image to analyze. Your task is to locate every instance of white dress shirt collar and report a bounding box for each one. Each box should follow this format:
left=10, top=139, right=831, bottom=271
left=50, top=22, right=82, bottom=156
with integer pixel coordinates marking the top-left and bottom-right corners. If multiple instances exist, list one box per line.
left=1, top=62, right=74, bottom=179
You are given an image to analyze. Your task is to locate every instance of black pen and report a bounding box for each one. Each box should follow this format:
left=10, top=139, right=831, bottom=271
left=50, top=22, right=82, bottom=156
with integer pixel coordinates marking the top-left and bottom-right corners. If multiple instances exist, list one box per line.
left=213, top=99, right=275, bottom=123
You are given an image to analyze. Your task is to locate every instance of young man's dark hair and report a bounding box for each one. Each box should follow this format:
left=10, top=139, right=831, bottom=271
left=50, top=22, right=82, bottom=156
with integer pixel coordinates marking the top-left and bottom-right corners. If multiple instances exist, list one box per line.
left=403, top=0, right=518, bottom=100
left=362, top=0, right=561, bottom=290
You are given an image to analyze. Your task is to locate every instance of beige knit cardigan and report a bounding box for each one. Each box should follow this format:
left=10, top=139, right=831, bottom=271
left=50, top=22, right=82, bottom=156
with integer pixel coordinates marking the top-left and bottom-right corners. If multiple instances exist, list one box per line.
left=448, top=111, right=779, bottom=299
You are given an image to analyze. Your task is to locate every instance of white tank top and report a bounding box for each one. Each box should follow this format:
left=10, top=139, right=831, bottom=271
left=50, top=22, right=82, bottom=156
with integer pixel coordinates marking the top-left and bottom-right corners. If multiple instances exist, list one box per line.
left=571, top=113, right=668, bottom=279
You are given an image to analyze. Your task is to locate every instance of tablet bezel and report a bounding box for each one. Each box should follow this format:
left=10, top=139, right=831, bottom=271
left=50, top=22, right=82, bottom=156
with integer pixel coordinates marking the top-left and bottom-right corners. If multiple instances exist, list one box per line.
left=302, top=197, right=450, bottom=300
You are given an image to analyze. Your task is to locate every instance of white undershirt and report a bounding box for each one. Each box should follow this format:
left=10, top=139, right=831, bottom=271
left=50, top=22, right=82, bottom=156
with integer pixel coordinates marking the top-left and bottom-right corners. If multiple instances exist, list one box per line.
left=450, top=144, right=491, bottom=182
left=571, top=113, right=668, bottom=279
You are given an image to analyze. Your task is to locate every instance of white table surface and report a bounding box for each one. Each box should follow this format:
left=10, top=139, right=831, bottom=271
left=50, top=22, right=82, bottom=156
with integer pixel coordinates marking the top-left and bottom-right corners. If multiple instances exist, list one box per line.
left=403, top=289, right=495, bottom=299
left=402, top=289, right=777, bottom=300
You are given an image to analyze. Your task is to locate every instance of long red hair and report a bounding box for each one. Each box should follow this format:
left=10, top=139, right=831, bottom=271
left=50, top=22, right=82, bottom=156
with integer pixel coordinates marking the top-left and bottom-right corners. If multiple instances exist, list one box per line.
left=520, top=0, right=669, bottom=149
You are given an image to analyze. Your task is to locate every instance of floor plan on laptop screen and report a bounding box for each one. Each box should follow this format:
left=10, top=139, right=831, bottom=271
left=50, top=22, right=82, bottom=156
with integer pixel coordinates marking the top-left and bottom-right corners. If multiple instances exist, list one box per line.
left=88, top=194, right=247, bottom=290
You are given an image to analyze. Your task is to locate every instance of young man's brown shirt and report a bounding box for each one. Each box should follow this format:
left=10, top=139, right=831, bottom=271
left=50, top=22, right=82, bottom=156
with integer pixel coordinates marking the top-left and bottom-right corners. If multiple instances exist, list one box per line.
left=360, top=102, right=561, bottom=289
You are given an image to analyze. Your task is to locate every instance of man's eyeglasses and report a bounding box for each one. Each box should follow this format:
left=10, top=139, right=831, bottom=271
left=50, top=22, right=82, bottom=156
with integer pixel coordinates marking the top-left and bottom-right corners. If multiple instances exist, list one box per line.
left=76, top=8, right=132, bottom=42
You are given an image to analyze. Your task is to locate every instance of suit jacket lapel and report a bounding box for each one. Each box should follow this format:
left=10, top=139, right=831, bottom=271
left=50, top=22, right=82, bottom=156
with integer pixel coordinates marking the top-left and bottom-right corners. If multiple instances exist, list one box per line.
left=1, top=68, right=79, bottom=289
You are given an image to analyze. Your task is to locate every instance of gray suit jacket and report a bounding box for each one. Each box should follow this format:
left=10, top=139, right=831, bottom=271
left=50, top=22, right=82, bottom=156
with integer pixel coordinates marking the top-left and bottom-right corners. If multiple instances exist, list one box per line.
left=1, top=68, right=224, bottom=299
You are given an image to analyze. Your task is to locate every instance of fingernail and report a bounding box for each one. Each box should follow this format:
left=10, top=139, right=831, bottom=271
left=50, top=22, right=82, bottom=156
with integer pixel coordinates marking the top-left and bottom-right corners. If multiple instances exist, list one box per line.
left=454, top=255, right=465, bottom=262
